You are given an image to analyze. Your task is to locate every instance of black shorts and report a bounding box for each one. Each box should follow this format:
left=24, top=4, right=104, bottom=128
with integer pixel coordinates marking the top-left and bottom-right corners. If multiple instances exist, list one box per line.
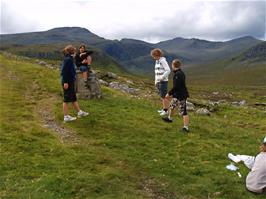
left=169, top=98, right=187, bottom=116
left=63, top=82, right=77, bottom=102
left=156, top=81, right=168, bottom=98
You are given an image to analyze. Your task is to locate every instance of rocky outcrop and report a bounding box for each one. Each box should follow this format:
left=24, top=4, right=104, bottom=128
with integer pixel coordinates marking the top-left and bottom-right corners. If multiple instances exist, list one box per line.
left=76, top=70, right=102, bottom=99
left=196, top=108, right=211, bottom=116
left=109, top=82, right=139, bottom=95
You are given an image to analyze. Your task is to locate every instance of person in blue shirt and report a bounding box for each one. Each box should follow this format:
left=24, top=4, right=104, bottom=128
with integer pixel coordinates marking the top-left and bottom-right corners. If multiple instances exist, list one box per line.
left=61, top=45, right=89, bottom=122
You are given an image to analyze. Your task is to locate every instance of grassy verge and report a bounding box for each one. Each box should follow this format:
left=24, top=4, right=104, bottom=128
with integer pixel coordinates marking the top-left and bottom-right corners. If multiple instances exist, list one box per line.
left=0, top=54, right=265, bottom=198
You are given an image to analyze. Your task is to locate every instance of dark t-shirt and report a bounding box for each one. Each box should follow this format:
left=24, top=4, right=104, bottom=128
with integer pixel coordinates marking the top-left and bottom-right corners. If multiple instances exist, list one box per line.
left=75, top=50, right=93, bottom=68
left=168, top=68, right=189, bottom=100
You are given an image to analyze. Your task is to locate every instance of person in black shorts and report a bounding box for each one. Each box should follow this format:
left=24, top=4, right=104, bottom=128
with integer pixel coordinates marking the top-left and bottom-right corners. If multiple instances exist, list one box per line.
left=162, top=59, right=190, bottom=133
left=61, top=45, right=89, bottom=122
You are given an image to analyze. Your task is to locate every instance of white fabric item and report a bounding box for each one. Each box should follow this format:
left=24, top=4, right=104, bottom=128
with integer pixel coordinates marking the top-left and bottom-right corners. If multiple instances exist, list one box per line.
left=236, top=155, right=255, bottom=169
left=263, top=136, right=266, bottom=144
left=228, top=153, right=255, bottom=169
left=226, top=163, right=239, bottom=171
left=154, top=57, right=171, bottom=84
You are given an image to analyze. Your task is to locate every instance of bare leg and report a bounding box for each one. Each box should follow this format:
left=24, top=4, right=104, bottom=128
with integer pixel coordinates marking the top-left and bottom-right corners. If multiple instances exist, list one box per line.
left=87, top=56, right=92, bottom=65
left=72, top=101, right=81, bottom=112
left=183, top=115, right=189, bottom=126
left=163, top=95, right=171, bottom=110
left=82, top=72, right=88, bottom=81
left=63, top=102, right=69, bottom=116
left=163, top=98, right=170, bottom=110
left=168, top=108, right=177, bottom=119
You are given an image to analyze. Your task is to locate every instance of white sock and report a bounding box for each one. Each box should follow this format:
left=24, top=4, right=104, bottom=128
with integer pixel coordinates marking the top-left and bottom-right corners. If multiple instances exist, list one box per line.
left=183, top=125, right=189, bottom=130
left=168, top=115, right=172, bottom=120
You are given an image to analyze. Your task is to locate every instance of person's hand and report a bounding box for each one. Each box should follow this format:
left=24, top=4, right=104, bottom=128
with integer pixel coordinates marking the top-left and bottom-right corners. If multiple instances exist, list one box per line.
left=260, top=145, right=266, bottom=152
left=82, top=60, right=87, bottom=64
left=165, top=93, right=171, bottom=100
left=63, top=83, right=69, bottom=90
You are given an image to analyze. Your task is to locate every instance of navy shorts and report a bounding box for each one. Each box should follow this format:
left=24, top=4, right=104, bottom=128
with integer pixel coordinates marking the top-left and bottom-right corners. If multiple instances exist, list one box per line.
left=63, top=82, right=77, bottom=102
left=156, top=81, right=168, bottom=98
left=80, top=65, right=89, bottom=72
left=169, top=98, right=187, bottom=116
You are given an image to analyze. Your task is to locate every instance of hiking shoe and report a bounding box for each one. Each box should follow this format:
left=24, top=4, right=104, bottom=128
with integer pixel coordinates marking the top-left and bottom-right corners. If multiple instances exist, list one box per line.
left=157, top=109, right=164, bottom=113
left=181, top=127, right=189, bottom=133
left=162, top=117, right=173, bottom=123
left=160, top=111, right=168, bottom=116
left=77, top=110, right=89, bottom=118
left=64, top=115, right=77, bottom=122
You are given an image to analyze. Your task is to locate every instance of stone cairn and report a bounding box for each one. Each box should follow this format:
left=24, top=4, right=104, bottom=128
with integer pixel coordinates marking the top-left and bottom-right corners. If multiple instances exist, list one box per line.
left=75, top=70, right=102, bottom=99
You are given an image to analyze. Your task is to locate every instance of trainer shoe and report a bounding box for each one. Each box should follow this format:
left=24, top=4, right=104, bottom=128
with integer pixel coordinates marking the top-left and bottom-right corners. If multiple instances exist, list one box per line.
left=64, top=115, right=77, bottom=122
left=77, top=110, right=89, bottom=118
left=162, top=117, right=173, bottom=123
left=181, top=127, right=189, bottom=133
left=160, top=111, right=168, bottom=116
left=157, top=109, right=164, bottom=113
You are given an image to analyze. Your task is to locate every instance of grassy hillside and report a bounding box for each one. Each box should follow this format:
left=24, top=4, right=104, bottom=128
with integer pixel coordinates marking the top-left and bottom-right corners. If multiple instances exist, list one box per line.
left=185, top=58, right=266, bottom=86
left=0, top=54, right=265, bottom=199
left=0, top=44, right=125, bottom=75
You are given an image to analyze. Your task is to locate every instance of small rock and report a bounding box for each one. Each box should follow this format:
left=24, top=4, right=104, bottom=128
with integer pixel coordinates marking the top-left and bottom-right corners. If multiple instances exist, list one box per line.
left=98, top=79, right=109, bottom=86
left=196, top=108, right=211, bottom=116
left=126, top=80, right=134, bottom=84
left=218, top=100, right=227, bottom=104
left=107, top=72, right=118, bottom=79
left=38, top=61, right=47, bottom=66
left=212, top=92, right=219, bottom=95
left=186, top=101, right=195, bottom=111
left=239, top=100, right=246, bottom=106
left=232, top=101, right=239, bottom=106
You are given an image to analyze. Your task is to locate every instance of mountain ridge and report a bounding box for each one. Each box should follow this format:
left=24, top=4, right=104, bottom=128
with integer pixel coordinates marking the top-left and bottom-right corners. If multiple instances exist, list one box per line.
left=0, top=27, right=264, bottom=74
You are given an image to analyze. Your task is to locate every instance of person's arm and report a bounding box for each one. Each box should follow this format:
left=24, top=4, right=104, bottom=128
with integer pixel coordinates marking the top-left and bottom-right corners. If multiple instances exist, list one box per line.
left=160, top=59, right=171, bottom=81
left=61, top=58, right=72, bottom=84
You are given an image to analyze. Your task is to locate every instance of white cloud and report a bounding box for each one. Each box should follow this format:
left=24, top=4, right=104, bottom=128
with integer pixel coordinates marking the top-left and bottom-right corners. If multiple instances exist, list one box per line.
left=1, top=0, right=265, bottom=42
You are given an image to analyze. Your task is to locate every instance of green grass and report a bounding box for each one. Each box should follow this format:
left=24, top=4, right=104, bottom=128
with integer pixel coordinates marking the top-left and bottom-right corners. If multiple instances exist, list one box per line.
left=0, top=54, right=266, bottom=199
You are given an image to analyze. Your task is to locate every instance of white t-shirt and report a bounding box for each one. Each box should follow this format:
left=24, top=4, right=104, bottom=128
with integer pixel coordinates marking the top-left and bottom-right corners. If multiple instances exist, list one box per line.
left=246, top=152, right=266, bottom=193
left=154, top=57, right=171, bottom=84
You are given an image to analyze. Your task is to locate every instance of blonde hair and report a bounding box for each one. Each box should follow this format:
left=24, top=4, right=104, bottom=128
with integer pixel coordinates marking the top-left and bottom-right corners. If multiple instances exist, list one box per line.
left=150, top=48, right=163, bottom=57
left=172, top=59, right=182, bottom=68
left=62, top=45, right=76, bottom=56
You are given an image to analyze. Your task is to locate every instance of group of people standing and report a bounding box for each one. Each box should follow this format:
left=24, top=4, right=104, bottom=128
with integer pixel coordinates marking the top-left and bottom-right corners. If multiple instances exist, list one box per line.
left=151, top=48, right=190, bottom=133
left=60, top=45, right=190, bottom=127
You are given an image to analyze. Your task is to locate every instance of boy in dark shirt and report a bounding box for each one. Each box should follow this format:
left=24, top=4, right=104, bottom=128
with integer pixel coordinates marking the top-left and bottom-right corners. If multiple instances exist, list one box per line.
left=61, top=45, right=89, bottom=122
left=162, top=59, right=190, bottom=132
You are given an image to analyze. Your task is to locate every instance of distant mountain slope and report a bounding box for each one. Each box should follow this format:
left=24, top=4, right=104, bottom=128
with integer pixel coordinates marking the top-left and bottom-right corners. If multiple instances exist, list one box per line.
left=156, top=36, right=262, bottom=62
left=237, top=41, right=266, bottom=62
left=0, top=27, right=106, bottom=45
left=0, top=27, right=264, bottom=74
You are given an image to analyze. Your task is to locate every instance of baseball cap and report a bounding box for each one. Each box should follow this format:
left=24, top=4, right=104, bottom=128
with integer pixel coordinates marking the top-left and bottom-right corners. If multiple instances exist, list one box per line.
left=263, top=136, right=266, bottom=144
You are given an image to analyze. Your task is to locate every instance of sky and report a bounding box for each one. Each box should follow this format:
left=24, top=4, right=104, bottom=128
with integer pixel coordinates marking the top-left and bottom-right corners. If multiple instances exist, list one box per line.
left=0, top=0, right=265, bottom=43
